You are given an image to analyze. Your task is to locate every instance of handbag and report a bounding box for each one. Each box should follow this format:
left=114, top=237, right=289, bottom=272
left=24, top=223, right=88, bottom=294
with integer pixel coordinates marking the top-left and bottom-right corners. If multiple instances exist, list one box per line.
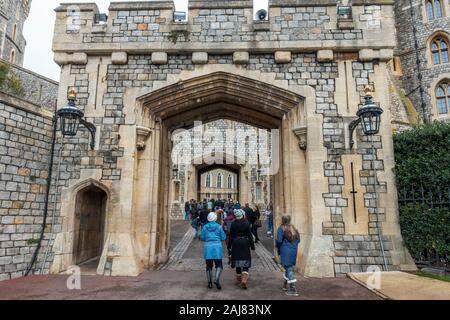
left=254, top=219, right=262, bottom=228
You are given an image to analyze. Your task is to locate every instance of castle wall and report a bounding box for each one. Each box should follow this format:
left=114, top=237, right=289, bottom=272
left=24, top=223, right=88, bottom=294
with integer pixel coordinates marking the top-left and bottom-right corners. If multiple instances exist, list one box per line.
left=394, top=0, right=450, bottom=121
left=0, top=0, right=418, bottom=280
left=0, top=61, right=57, bottom=280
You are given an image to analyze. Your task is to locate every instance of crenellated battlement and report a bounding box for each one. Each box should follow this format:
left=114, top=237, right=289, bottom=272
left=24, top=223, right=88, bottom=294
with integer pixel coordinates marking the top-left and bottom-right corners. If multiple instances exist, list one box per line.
left=52, top=0, right=396, bottom=64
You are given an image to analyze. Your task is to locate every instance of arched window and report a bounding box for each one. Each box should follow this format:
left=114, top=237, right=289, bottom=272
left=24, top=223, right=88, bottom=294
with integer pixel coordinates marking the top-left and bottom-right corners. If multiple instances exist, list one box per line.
left=217, top=173, right=222, bottom=188
left=431, top=37, right=449, bottom=65
left=9, top=50, right=15, bottom=64
left=436, top=80, right=450, bottom=114
left=427, top=0, right=444, bottom=20
left=206, top=173, right=211, bottom=188
left=227, top=175, right=233, bottom=189
left=12, top=24, right=17, bottom=41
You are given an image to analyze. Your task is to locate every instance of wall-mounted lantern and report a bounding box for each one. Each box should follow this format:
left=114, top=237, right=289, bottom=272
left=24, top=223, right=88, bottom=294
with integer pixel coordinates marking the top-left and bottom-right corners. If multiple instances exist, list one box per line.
left=337, top=5, right=352, bottom=20
left=172, top=164, right=179, bottom=180
left=57, top=88, right=96, bottom=150
left=349, top=86, right=383, bottom=148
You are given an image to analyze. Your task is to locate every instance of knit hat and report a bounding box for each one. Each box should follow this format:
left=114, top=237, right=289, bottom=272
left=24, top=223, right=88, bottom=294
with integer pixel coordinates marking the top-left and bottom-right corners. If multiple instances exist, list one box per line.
left=234, top=209, right=244, bottom=220
left=207, top=212, right=217, bottom=222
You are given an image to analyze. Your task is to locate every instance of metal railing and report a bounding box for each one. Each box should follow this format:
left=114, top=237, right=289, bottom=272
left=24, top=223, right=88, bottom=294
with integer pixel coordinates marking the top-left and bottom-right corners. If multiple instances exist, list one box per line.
left=398, top=185, right=449, bottom=270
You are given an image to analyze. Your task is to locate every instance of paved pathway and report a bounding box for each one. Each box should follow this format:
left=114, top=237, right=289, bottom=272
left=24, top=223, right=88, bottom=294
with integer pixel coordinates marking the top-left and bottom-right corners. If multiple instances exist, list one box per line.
left=349, top=271, right=450, bottom=300
left=0, top=270, right=380, bottom=300
left=159, top=220, right=281, bottom=272
left=0, top=219, right=381, bottom=300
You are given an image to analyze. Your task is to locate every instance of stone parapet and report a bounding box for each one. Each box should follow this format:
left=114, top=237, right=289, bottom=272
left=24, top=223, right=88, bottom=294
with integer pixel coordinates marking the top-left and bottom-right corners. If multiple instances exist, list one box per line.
left=0, top=59, right=58, bottom=111
left=52, top=1, right=396, bottom=56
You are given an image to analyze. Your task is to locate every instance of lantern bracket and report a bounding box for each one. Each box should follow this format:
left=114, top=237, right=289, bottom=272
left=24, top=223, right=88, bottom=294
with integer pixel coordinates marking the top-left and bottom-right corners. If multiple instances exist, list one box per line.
left=79, top=118, right=97, bottom=150
left=348, top=118, right=361, bottom=149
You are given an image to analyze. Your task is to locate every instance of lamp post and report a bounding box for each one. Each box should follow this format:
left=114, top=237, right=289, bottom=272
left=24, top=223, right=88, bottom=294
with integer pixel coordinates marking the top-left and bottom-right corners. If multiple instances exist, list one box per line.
left=349, top=85, right=388, bottom=271
left=25, top=89, right=97, bottom=276
left=57, top=88, right=96, bottom=150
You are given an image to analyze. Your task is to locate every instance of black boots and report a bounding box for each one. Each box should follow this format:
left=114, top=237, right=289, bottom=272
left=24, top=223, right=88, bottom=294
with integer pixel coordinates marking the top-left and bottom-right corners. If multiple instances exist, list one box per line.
left=214, top=268, right=223, bottom=290
left=207, top=268, right=223, bottom=290
left=207, top=269, right=213, bottom=289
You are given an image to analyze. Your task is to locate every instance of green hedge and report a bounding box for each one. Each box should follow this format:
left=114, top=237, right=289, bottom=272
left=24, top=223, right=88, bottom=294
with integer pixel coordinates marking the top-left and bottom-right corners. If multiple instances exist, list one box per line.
left=393, top=121, right=450, bottom=264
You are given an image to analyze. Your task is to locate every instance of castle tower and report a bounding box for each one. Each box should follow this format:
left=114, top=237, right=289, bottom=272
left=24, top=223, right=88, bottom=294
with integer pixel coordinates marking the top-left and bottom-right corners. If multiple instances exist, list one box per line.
left=0, top=0, right=31, bottom=66
left=394, top=0, right=450, bottom=122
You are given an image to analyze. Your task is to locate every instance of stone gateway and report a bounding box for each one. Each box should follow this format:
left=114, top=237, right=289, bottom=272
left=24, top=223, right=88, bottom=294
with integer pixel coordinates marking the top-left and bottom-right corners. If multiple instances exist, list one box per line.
left=0, top=0, right=420, bottom=280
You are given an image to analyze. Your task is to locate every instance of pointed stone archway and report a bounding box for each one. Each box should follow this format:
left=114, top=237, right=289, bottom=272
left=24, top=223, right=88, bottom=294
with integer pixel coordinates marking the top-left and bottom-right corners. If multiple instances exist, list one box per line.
left=107, top=68, right=334, bottom=278
left=51, top=178, right=110, bottom=275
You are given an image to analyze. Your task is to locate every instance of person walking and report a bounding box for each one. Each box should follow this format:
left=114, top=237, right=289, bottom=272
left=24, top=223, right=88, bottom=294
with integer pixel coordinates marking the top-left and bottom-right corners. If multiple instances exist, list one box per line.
left=215, top=208, right=224, bottom=226
left=227, top=209, right=255, bottom=289
left=251, top=205, right=261, bottom=243
left=242, top=203, right=253, bottom=222
left=191, top=205, right=200, bottom=240
left=200, top=212, right=227, bottom=290
left=276, top=215, right=300, bottom=296
left=266, top=202, right=274, bottom=237
left=199, top=205, right=209, bottom=233
left=184, top=200, right=191, bottom=221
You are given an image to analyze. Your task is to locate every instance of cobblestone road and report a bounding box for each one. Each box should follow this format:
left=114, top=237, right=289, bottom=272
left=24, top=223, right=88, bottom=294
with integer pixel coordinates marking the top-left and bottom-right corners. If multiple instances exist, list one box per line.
left=159, top=220, right=281, bottom=272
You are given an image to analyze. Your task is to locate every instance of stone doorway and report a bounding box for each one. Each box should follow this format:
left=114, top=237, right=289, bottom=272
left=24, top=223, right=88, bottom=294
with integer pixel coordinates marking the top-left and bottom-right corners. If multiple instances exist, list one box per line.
left=130, top=71, right=321, bottom=274
left=73, top=186, right=107, bottom=273
left=91, top=69, right=335, bottom=277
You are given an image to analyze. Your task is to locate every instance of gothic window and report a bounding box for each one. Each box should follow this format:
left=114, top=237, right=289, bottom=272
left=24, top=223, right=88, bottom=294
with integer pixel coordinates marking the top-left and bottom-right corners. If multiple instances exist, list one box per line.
left=427, top=0, right=444, bottom=20
left=431, top=37, right=449, bottom=65
left=9, top=50, right=15, bottom=64
left=436, top=80, right=450, bottom=114
left=206, top=173, right=211, bottom=188
left=255, top=182, right=262, bottom=201
left=12, top=24, right=17, bottom=41
left=227, top=175, right=233, bottom=189
left=217, top=173, right=222, bottom=188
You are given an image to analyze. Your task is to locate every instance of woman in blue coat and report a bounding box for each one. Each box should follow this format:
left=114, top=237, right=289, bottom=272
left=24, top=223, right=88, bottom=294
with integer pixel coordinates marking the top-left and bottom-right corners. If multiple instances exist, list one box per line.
left=276, top=215, right=300, bottom=296
left=200, top=211, right=227, bottom=290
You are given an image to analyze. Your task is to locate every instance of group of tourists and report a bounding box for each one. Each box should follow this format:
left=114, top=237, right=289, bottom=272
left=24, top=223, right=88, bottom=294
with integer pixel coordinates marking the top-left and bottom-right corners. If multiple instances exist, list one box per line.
left=184, top=198, right=300, bottom=296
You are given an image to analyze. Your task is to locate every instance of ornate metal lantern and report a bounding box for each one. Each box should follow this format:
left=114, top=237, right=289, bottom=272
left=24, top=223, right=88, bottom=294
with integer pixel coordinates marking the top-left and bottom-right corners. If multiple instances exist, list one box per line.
left=349, top=86, right=383, bottom=148
left=357, top=93, right=383, bottom=136
left=57, top=89, right=84, bottom=137
left=57, top=88, right=97, bottom=149
left=172, top=164, right=179, bottom=179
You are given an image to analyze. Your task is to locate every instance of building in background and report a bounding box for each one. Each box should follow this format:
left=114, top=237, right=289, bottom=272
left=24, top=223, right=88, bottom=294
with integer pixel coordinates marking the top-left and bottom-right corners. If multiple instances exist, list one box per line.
left=0, top=0, right=58, bottom=281
left=393, top=0, right=450, bottom=123
left=0, top=0, right=31, bottom=66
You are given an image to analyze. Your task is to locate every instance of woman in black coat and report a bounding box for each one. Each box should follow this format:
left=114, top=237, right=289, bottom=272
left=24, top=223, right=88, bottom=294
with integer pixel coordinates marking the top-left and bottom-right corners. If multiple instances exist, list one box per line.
left=227, top=209, right=255, bottom=289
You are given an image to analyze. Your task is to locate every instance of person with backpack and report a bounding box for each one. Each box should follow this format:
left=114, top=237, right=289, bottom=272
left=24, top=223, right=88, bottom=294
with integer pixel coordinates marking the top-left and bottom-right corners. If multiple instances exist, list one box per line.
left=276, top=214, right=300, bottom=296
left=200, top=212, right=227, bottom=290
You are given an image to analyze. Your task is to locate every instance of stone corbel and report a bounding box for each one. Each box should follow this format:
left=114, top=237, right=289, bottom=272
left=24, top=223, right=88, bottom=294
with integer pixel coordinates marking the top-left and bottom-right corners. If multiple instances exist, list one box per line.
left=136, top=126, right=152, bottom=151
left=293, top=125, right=308, bottom=151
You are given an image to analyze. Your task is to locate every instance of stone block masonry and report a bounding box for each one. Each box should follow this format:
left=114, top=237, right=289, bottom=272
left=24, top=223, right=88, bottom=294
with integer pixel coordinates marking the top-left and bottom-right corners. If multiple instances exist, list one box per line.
left=16, top=0, right=415, bottom=279
left=0, top=99, right=54, bottom=281
left=0, top=55, right=58, bottom=281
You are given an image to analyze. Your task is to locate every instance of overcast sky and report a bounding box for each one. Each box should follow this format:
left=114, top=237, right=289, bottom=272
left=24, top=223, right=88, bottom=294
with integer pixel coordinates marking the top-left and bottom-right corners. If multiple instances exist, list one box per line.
left=23, top=0, right=267, bottom=82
